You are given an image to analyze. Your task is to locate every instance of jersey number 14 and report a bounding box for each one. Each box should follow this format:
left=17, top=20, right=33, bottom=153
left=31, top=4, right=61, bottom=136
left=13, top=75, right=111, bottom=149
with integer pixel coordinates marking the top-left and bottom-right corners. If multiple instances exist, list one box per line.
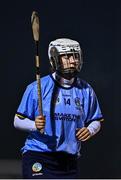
left=64, top=98, right=71, bottom=105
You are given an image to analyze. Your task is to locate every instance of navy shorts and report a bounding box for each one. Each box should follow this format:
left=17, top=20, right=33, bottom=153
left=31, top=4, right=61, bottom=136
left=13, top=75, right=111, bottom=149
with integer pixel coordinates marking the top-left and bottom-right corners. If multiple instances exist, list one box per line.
left=22, top=151, right=78, bottom=179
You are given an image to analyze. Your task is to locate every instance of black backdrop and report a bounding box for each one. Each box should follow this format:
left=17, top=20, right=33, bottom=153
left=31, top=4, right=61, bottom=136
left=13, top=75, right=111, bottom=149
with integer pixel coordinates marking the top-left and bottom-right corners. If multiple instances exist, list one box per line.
left=0, top=0, right=120, bottom=178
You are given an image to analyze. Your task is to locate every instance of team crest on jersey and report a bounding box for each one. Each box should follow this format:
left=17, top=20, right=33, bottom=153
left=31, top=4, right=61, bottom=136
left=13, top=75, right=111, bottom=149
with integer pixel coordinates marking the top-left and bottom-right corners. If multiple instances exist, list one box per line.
left=75, top=97, right=81, bottom=106
left=74, top=97, right=81, bottom=110
left=32, top=162, right=42, bottom=172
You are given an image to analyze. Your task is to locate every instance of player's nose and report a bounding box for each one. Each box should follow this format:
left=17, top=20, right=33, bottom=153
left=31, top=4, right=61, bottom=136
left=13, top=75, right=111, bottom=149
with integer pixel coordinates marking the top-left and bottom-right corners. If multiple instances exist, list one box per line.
left=69, top=56, right=76, bottom=63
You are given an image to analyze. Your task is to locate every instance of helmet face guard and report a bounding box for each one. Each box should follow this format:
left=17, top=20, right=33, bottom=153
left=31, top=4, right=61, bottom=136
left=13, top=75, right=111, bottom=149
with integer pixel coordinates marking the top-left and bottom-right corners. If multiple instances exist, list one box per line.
left=48, top=38, right=83, bottom=78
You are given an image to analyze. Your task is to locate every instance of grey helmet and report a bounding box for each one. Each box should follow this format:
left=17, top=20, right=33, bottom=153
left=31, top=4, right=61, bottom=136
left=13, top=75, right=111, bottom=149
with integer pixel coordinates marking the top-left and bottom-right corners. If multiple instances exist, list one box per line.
left=48, top=38, right=83, bottom=78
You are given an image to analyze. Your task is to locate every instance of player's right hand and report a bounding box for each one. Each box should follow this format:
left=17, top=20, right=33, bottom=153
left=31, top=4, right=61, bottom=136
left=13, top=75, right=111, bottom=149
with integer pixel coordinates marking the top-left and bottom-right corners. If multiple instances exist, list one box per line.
left=35, top=115, right=45, bottom=130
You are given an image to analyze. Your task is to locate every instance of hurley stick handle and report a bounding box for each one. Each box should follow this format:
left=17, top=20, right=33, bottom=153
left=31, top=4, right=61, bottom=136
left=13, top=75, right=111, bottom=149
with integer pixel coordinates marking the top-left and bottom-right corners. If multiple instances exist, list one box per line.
left=35, top=55, right=43, bottom=115
left=31, top=11, right=44, bottom=134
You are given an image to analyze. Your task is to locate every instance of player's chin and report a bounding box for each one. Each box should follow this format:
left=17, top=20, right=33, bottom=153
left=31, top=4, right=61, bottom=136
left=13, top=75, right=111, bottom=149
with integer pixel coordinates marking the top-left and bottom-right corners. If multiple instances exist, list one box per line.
left=64, top=67, right=76, bottom=72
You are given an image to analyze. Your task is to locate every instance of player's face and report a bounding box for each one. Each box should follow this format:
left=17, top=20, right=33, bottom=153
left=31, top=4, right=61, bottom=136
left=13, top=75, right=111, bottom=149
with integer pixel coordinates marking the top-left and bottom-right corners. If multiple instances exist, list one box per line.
left=59, top=53, right=80, bottom=70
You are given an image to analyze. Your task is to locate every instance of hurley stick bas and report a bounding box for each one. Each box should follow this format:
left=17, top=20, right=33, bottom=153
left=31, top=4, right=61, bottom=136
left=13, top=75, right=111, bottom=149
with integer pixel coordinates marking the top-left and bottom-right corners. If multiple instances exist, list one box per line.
left=31, top=11, right=44, bottom=134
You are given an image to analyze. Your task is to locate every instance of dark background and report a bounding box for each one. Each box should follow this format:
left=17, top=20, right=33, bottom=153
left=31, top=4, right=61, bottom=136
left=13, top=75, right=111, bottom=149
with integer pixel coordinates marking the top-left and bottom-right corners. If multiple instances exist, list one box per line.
left=0, top=0, right=120, bottom=178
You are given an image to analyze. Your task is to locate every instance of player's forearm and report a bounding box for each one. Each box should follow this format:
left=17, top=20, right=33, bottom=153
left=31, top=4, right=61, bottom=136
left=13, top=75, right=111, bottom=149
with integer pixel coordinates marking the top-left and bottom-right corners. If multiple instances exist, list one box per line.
left=14, top=115, right=37, bottom=132
left=87, top=120, right=101, bottom=136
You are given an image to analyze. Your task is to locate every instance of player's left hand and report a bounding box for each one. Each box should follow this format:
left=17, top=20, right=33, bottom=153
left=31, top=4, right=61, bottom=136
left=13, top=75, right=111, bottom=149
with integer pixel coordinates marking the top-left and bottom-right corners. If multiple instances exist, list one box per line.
left=76, top=127, right=92, bottom=141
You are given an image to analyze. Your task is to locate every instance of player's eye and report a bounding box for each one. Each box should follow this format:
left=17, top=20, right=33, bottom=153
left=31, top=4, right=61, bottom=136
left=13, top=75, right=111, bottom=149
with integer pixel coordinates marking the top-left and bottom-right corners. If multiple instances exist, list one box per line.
left=74, top=53, right=79, bottom=59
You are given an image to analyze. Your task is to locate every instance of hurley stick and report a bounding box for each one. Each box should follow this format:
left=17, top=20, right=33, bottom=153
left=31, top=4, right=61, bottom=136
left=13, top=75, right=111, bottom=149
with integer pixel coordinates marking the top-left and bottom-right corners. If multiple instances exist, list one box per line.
left=31, top=11, right=44, bottom=134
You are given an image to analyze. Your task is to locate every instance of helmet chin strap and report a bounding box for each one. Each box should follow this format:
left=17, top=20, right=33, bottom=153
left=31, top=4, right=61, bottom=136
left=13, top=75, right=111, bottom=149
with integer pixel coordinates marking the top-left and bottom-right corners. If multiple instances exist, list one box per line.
left=57, top=69, right=78, bottom=80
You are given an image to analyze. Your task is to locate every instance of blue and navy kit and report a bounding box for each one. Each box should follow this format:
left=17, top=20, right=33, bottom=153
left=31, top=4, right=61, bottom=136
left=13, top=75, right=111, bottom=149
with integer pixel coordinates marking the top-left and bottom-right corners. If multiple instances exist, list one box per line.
left=17, top=74, right=103, bottom=155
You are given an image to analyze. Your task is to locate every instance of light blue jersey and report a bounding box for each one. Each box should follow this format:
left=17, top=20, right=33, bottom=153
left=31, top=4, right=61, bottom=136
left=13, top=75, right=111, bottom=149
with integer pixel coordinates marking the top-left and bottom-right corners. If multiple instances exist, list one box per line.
left=17, top=74, right=103, bottom=155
